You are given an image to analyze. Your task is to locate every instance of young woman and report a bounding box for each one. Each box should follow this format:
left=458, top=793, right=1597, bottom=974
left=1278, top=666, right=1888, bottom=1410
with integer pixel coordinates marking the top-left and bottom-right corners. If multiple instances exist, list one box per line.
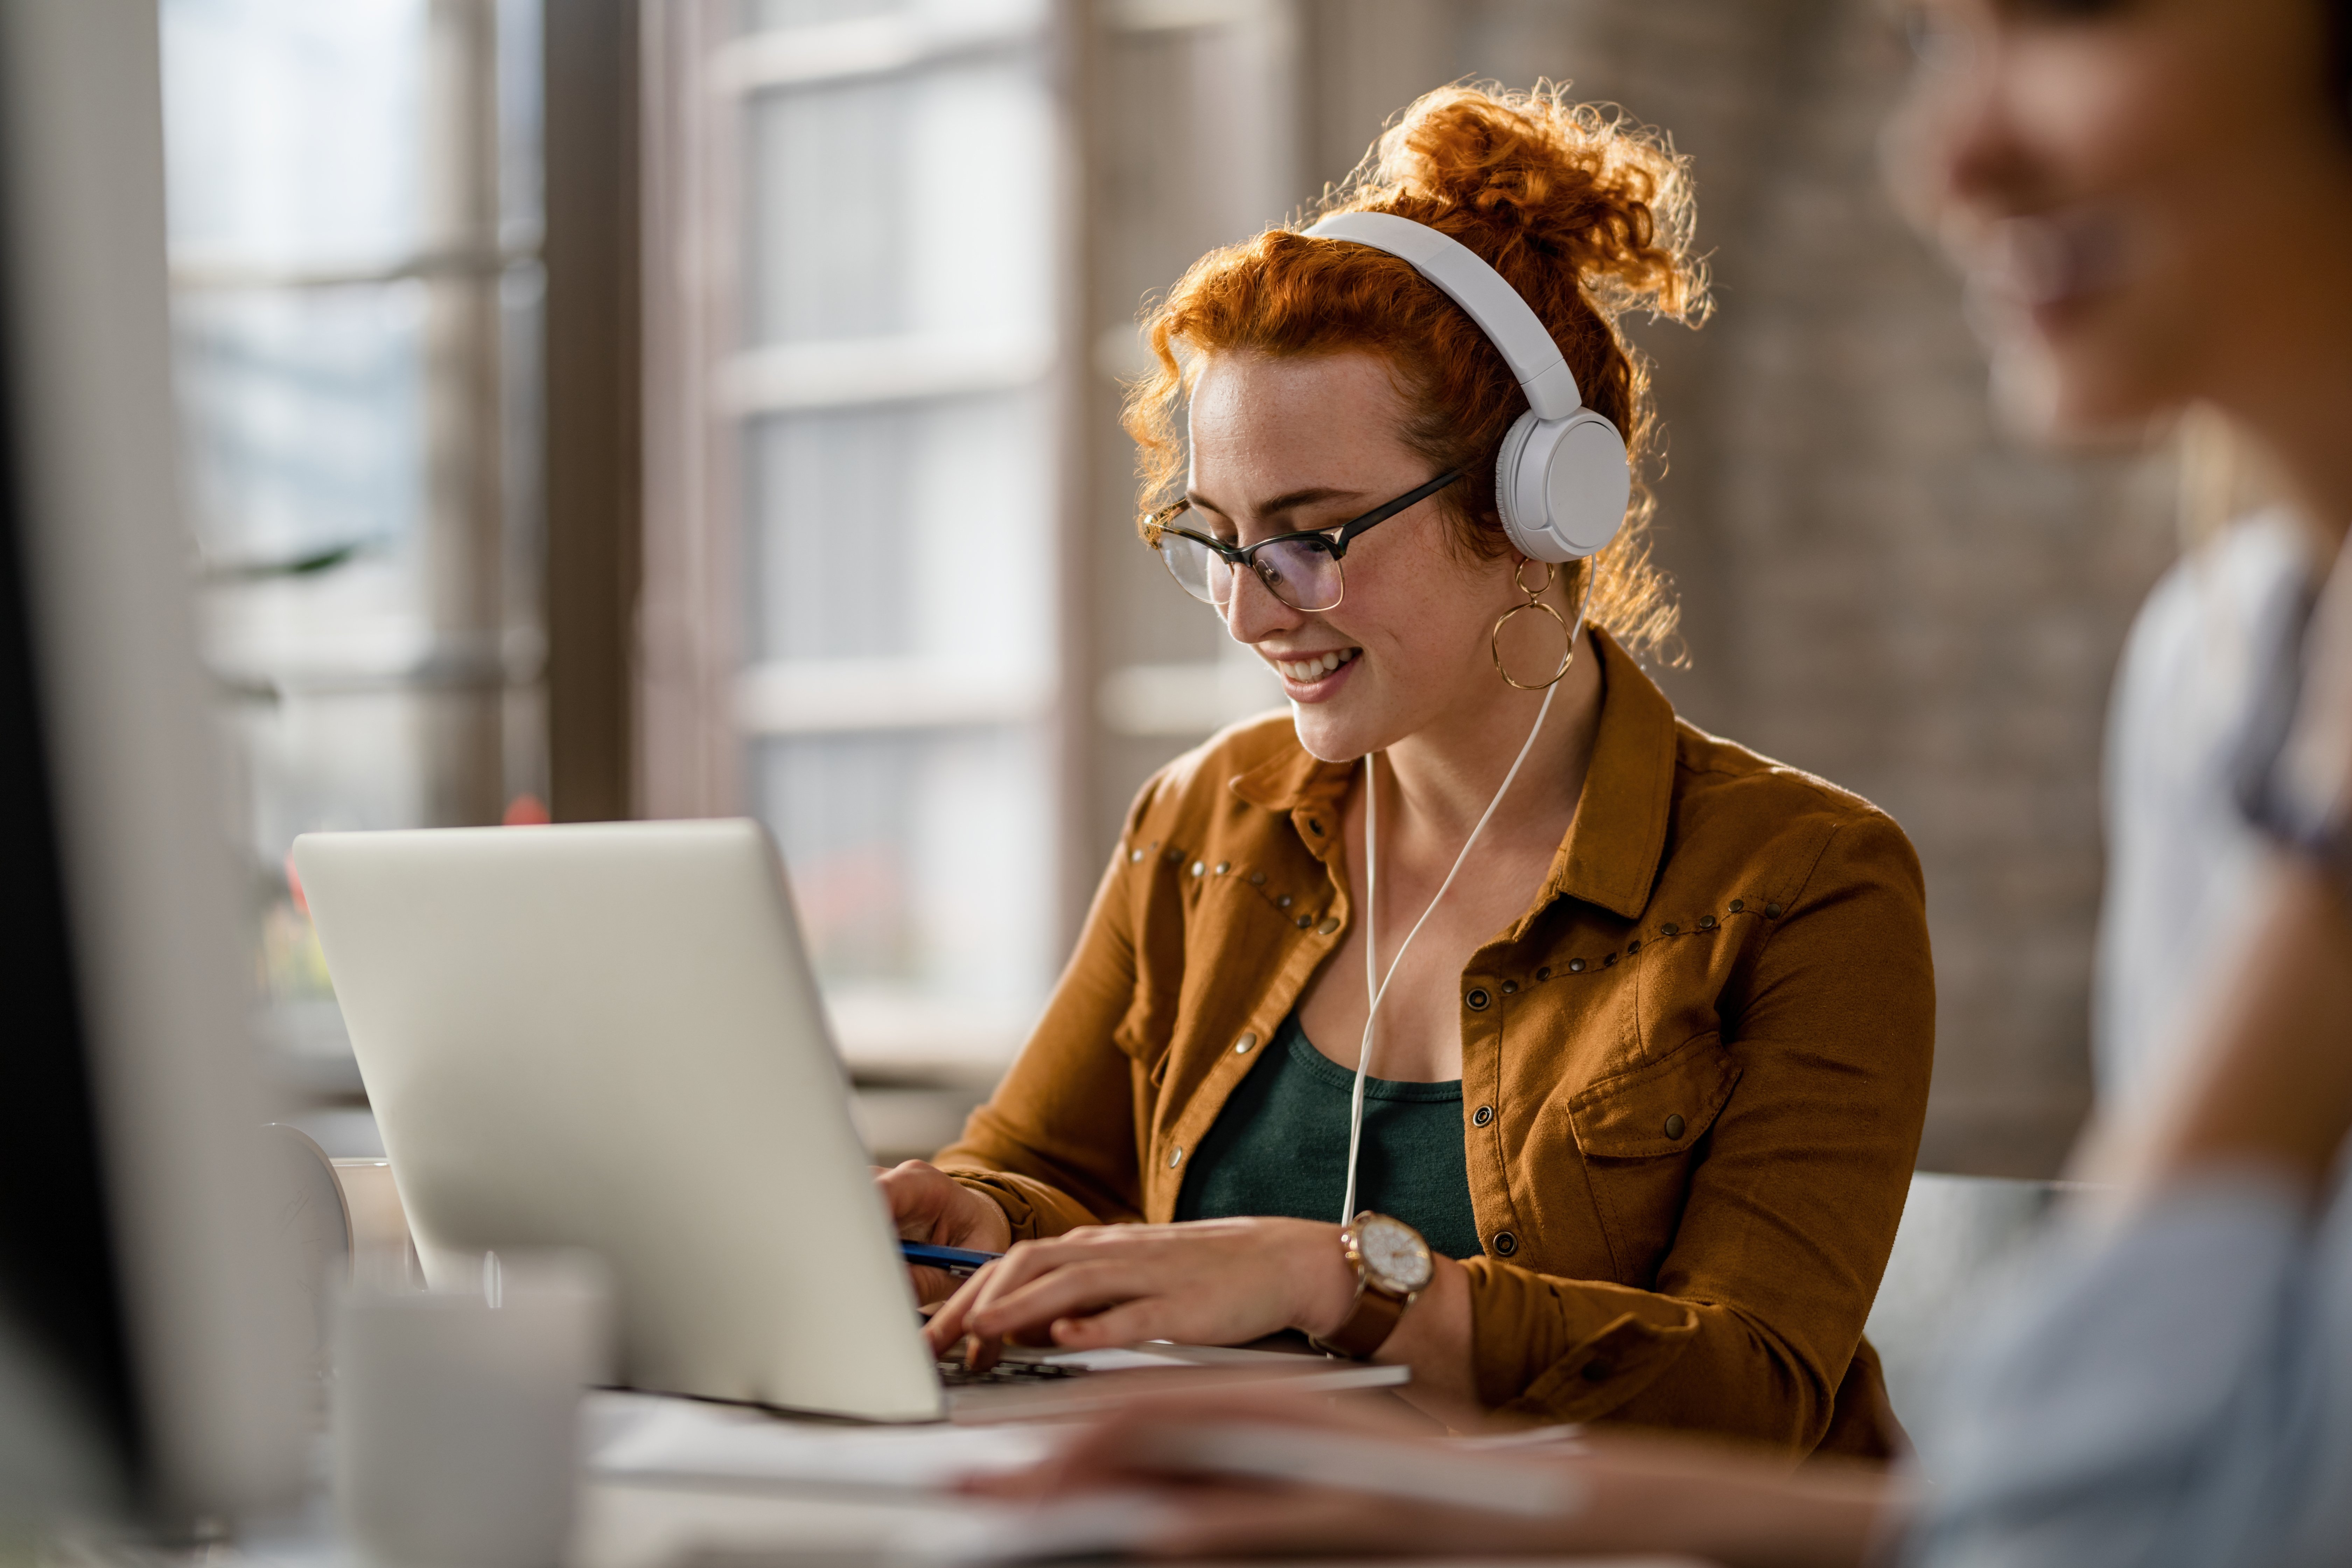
left=880, top=84, right=1936, bottom=1454
left=969, top=1, right=2352, bottom=1563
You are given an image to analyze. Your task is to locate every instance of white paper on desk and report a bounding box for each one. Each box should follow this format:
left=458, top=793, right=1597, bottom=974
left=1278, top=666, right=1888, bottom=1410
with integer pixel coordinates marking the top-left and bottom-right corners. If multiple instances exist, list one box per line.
left=886, top=1492, right=1181, bottom=1568
left=585, top=1391, right=1066, bottom=1491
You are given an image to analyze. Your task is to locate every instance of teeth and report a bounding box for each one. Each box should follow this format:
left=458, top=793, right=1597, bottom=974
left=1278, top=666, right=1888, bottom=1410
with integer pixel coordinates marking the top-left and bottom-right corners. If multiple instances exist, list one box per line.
left=1273, top=649, right=1354, bottom=682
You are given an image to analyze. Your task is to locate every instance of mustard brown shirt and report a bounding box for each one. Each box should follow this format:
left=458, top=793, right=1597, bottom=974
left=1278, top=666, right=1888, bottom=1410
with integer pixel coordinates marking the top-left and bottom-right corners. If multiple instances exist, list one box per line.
left=937, top=630, right=1934, bottom=1455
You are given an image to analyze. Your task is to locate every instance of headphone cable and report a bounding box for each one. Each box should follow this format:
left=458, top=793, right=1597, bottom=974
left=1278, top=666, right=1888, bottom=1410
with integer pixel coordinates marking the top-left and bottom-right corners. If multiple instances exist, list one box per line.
left=1338, top=565, right=1595, bottom=1223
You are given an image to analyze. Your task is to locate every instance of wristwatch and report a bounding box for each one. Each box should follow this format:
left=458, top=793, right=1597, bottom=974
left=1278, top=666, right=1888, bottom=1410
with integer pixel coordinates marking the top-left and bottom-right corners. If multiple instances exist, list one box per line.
left=1309, top=1212, right=1433, bottom=1360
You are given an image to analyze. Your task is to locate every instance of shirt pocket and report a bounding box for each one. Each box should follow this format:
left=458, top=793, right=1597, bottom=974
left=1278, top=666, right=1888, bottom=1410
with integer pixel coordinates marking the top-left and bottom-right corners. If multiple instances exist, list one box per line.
left=1565, top=1034, right=1741, bottom=1287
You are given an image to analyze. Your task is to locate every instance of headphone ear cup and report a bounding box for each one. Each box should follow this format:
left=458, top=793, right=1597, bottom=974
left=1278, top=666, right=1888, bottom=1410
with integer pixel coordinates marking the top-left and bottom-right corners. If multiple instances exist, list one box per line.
left=1494, top=410, right=1631, bottom=562
left=1546, top=414, right=1631, bottom=558
left=1493, top=411, right=1566, bottom=563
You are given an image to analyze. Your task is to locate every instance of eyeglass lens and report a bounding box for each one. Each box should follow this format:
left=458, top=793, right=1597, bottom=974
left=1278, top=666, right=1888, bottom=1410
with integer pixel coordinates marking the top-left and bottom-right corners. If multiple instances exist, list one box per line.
left=1157, top=532, right=1345, bottom=614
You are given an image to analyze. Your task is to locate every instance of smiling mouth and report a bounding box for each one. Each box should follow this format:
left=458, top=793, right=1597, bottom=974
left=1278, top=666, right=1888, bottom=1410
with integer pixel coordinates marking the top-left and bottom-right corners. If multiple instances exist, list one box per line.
left=1976, top=209, right=2130, bottom=314
left=1270, top=648, right=1359, bottom=683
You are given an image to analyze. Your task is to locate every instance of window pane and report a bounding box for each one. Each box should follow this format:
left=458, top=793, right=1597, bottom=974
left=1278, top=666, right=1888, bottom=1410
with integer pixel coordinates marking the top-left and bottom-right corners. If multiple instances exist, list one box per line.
left=756, top=728, right=1056, bottom=1024
left=174, top=284, right=427, bottom=568
left=742, top=1, right=1050, bottom=35
left=744, top=76, right=905, bottom=344
left=162, top=0, right=429, bottom=266
left=742, top=55, right=1055, bottom=346
left=745, top=391, right=1054, bottom=667
left=743, top=0, right=907, bottom=31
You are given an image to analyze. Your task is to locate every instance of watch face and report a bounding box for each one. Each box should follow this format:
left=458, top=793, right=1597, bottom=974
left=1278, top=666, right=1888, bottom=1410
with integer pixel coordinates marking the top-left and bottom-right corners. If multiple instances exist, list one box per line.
left=1356, top=1214, right=1434, bottom=1294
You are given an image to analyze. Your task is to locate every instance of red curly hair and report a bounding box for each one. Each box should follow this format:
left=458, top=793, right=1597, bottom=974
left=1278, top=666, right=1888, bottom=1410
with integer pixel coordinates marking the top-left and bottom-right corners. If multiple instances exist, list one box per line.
left=1125, top=83, right=1709, bottom=658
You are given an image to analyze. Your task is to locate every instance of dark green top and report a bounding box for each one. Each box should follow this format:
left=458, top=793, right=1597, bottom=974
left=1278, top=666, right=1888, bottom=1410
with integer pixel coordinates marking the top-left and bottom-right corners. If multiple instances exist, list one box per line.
left=1173, top=1012, right=1483, bottom=1260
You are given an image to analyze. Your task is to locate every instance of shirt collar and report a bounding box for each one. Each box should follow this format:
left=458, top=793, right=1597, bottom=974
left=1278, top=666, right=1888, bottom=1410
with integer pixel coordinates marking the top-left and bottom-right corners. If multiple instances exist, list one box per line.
left=1545, top=627, right=1676, bottom=920
left=1227, top=626, right=1677, bottom=920
left=1228, top=726, right=1352, bottom=814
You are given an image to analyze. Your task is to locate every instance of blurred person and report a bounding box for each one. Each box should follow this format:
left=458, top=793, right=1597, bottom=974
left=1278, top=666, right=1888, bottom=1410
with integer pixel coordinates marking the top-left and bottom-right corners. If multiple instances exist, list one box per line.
left=879, top=84, right=1938, bottom=1457
left=952, top=0, right=2352, bottom=1563
left=1895, top=0, right=2352, bottom=1552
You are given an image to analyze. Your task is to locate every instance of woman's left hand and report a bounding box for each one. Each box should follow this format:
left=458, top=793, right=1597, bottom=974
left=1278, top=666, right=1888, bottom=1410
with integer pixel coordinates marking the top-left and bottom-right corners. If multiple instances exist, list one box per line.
left=920, top=1217, right=1358, bottom=1366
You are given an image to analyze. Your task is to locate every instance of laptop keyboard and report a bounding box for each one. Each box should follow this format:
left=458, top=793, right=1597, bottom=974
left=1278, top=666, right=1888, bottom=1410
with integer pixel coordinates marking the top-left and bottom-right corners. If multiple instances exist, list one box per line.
left=935, top=1357, right=1088, bottom=1387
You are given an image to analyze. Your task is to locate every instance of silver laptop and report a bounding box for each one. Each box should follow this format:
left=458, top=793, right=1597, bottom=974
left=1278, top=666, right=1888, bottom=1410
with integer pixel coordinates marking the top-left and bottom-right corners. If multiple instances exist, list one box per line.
left=293, top=819, right=1404, bottom=1423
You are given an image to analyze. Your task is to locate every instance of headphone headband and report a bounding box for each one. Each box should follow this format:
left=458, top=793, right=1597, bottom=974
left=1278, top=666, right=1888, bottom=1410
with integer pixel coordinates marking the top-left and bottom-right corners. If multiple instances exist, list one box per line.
left=1302, top=209, right=1630, bottom=562
left=1303, top=211, right=1584, bottom=420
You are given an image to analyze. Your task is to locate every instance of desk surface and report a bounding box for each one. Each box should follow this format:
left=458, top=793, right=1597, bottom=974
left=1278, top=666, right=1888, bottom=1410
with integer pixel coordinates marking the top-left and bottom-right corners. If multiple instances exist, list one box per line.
left=225, top=1472, right=1713, bottom=1568
left=577, top=1476, right=969, bottom=1568
left=222, top=1393, right=1716, bottom=1568
left=574, top=1475, right=1714, bottom=1568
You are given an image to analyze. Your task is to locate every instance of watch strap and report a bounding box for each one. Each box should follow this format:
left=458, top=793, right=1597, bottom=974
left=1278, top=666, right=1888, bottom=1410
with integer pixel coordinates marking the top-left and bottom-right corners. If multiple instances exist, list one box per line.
left=1310, top=1278, right=1410, bottom=1360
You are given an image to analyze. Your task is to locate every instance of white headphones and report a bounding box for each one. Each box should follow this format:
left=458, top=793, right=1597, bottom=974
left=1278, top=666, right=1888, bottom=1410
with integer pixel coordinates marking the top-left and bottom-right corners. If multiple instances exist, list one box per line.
left=1302, top=211, right=1631, bottom=563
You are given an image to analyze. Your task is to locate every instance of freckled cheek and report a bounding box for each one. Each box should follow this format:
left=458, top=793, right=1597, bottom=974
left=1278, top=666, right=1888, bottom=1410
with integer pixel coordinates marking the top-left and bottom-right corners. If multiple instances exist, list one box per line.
left=1366, top=579, right=1492, bottom=664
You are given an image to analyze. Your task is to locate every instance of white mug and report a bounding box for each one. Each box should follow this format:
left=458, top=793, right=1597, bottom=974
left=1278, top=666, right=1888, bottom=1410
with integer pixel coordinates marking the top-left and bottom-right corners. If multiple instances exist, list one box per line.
left=332, top=1251, right=613, bottom=1568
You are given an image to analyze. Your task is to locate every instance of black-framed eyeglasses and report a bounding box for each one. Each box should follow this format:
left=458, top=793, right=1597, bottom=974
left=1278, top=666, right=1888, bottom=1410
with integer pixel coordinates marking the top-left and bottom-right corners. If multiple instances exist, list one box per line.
left=1142, top=469, right=1464, bottom=614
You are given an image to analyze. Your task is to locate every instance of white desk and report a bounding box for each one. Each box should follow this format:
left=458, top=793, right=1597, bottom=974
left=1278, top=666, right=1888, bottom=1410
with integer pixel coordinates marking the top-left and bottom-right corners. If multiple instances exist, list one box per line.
left=225, top=1393, right=1715, bottom=1568
left=229, top=1468, right=1710, bottom=1568
left=576, top=1476, right=976, bottom=1568
left=576, top=1477, right=1710, bottom=1568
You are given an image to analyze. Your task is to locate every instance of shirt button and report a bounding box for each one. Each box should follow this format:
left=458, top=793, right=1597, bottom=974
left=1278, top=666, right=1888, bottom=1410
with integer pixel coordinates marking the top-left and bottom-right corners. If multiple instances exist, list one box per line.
left=1190, top=861, right=1205, bottom=877
left=1296, top=916, right=1311, bottom=929
left=1765, top=903, right=1783, bottom=918
left=1602, top=952, right=1616, bottom=966
left=1167, top=1146, right=1184, bottom=1168
left=1214, top=861, right=1231, bottom=875
left=1536, top=966, right=1551, bottom=980
left=1627, top=939, right=1641, bottom=954
left=1492, top=1231, right=1518, bottom=1256
left=1249, top=872, right=1267, bottom=886
left=1278, top=895, right=1292, bottom=909
left=1729, top=899, right=1744, bottom=912
left=1698, top=914, right=1717, bottom=930
left=1234, top=1032, right=1257, bottom=1054
left=1568, top=958, right=1585, bottom=973
left=1661, top=922, right=1679, bottom=936
left=1129, top=848, right=1144, bottom=863
left=1464, top=987, right=1491, bottom=1011
left=1472, top=1105, right=1494, bottom=1127
left=1316, top=917, right=1339, bottom=935
left=1500, top=979, right=1517, bottom=994
left=1166, top=849, right=1182, bottom=863
left=1664, top=1114, right=1686, bottom=1139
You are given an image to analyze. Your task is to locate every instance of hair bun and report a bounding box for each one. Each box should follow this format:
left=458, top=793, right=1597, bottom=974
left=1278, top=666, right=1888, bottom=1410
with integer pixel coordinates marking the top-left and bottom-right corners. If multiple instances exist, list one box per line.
left=1326, top=82, right=1706, bottom=327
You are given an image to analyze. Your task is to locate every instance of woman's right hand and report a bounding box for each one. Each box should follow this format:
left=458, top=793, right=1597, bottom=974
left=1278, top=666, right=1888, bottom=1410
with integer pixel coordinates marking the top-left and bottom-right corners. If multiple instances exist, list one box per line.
left=874, top=1159, right=1013, bottom=1305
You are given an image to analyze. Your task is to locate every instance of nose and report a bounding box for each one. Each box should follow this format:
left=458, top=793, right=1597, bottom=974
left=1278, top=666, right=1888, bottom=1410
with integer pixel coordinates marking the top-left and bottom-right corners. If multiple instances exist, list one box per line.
left=1221, top=562, right=1302, bottom=647
left=1885, top=15, right=2025, bottom=235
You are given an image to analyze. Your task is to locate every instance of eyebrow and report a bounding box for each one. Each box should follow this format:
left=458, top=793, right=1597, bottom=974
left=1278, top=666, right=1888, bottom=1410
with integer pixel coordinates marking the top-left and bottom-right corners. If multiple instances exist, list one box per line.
left=1185, top=485, right=1370, bottom=525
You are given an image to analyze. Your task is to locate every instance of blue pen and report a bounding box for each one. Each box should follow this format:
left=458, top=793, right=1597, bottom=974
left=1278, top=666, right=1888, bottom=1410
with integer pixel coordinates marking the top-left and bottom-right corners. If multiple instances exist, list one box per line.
left=900, top=1239, right=1001, bottom=1278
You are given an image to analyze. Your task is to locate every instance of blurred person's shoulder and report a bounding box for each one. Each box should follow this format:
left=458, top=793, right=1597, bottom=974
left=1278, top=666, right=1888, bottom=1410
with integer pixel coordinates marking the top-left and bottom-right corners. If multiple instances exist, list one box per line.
left=2107, top=505, right=2316, bottom=841
left=2097, top=509, right=2318, bottom=1096
left=2114, top=509, right=2315, bottom=762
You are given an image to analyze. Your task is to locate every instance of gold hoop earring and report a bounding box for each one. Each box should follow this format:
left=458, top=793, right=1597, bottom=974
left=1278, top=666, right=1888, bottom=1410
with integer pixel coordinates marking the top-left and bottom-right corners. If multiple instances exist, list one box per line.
left=1490, top=558, right=1574, bottom=691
